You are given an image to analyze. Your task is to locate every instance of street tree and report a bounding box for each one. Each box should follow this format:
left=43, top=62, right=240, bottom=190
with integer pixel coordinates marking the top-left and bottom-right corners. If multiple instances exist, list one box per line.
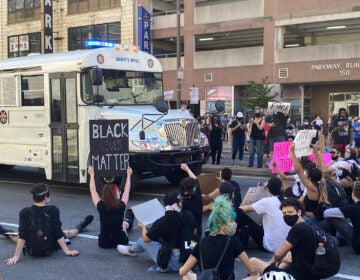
left=244, top=77, right=278, bottom=111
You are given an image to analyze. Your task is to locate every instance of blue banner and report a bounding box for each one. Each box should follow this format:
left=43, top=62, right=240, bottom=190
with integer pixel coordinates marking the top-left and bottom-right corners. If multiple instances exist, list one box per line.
left=138, top=5, right=151, bottom=53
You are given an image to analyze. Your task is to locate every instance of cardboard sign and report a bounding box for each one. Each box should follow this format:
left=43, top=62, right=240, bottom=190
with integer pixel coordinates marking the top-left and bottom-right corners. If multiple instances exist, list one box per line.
left=89, top=119, right=129, bottom=178
left=131, top=198, right=164, bottom=227
left=197, top=172, right=219, bottom=195
left=240, top=186, right=271, bottom=225
left=267, top=102, right=291, bottom=115
left=271, top=141, right=293, bottom=173
left=308, top=152, right=332, bottom=165
left=294, top=130, right=317, bottom=157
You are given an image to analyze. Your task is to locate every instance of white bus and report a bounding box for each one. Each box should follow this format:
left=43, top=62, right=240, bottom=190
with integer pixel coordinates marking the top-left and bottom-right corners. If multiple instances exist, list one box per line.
left=0, top=45, right=209, bottom=187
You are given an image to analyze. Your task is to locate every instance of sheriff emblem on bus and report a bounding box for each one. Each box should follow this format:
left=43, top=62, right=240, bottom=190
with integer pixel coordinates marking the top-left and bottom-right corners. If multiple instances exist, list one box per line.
left=0, top=110, right=8, bottom=124
left=147, top=59, right=154, bottom=68
left=97, top=54, right=105, bottom=64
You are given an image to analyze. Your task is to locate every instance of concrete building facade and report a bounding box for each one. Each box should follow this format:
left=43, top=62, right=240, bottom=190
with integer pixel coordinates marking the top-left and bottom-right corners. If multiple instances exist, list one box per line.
left=1, top=0, right=360, bottom=126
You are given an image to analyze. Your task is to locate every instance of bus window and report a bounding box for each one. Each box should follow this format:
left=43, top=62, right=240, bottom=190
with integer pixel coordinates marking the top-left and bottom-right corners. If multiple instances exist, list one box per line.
left=0, top=76, right=18, bottom=106
left=21, top=75, right=44, bottom=106
left=81, top=72, right=94, bottom=103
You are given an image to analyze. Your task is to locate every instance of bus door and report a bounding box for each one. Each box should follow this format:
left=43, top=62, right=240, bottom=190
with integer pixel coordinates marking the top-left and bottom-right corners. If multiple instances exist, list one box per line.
left=49, top=73, right=79, bottom=183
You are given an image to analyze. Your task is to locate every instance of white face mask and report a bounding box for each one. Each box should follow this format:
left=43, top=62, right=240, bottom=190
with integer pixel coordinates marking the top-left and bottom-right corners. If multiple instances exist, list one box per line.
left=344, top=152, right=350, bottom=159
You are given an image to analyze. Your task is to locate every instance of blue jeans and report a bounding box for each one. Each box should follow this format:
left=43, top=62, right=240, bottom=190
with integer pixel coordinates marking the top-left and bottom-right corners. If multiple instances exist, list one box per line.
left=131, top=237, right=181, bottom=272
left=248, top=137, right=263, bottom=167
left=232, top=136, right=245, bottom=161
left=320, top=218, right=353, bottom=248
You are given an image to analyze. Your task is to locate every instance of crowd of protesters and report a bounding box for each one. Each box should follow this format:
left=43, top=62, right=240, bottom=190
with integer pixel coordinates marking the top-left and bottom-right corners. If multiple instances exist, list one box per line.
left=2, top=107, right=360, bottom=280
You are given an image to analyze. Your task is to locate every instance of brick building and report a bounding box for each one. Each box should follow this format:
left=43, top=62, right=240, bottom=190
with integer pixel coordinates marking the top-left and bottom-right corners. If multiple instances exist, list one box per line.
left=1, top=0, right=360, bottom=126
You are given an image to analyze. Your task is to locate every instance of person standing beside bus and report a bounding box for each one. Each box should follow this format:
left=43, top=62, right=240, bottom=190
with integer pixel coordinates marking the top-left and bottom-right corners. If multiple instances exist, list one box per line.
left=248, top=111, right=265, bottom=168
left=88, top=166, right=134, bottom=249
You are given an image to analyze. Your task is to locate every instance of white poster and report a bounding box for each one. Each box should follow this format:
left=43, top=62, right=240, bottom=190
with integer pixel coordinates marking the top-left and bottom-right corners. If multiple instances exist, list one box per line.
left=131, top=198, right=164, bottom=226
left=294, top=130, right=317, bottom=157
left=190, top=87, right=199, bottom=104
left=164, top=90, right=174, bottom=101
left=267, top=102, right=291, bottom=115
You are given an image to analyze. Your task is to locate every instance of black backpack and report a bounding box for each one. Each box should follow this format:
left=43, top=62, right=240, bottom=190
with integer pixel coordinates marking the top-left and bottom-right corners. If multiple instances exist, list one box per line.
left=179, top=211, right=199, bottom=263
left=311, top=227, right=341, bottom=279
left=325, top=178, right=349, bottom=207
left=350, top=162, right=360, bottom=181
left=25, top=207, right=56, bottom=257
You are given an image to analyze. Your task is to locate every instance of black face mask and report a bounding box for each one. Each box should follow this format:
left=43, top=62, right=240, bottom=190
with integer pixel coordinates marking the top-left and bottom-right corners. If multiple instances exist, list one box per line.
left=255, top=113, right=261, bottom=118
left=283, top=214, right=299, bottom=227
left=331, top=155, right=338, bottom=161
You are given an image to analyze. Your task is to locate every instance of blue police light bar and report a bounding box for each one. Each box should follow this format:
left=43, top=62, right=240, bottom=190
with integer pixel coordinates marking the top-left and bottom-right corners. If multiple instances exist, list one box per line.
left=85, top=40, right=114, bottom=48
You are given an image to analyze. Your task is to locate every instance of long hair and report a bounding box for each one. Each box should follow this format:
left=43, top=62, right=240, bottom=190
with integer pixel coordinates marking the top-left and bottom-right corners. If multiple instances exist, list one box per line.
left=101, top=184, right=120, bottom=211
left=208, top=195, right=235, bottom=234
left=308, top=168, right=329, bottom=204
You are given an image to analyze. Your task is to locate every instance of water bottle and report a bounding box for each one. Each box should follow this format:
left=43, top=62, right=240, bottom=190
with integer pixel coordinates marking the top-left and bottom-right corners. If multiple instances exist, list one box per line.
left=316, top=242, right=326, bottom=255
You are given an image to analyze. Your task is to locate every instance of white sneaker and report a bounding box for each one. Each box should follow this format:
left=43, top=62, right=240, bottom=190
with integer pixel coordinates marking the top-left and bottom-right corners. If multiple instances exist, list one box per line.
left=117, top=244, right=137, bottom=256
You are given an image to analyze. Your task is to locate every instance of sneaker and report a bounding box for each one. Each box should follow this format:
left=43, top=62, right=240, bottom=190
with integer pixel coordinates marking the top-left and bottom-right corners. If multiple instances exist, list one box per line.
left=117, top=244, right=137, bottom=256
left=76, top=215, right=94, bottom=233
left=124, top=209, right=135, bottom=231
left=0, top=225, right=11, bottom=236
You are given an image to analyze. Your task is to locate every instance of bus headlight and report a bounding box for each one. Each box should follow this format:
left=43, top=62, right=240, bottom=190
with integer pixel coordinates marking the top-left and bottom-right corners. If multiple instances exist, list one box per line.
left=132, top=140, right=164, bottom=151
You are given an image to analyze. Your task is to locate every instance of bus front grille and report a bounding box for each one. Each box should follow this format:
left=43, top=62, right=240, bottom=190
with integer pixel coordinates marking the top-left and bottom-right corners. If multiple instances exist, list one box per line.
left=163, top=122, right=200, bottom=147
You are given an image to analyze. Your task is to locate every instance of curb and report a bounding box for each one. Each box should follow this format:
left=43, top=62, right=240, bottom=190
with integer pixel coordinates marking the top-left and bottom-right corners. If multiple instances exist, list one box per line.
left=202, top=164, right=272, bottom=177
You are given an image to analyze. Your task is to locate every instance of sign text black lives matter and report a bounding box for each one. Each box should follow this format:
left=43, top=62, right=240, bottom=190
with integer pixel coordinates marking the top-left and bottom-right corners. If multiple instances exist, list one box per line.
left=90, top=119, right=129, bottom=178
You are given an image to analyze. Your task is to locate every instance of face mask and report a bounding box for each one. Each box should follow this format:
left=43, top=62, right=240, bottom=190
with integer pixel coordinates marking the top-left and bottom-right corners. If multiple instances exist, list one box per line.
left=344, top=153, right=350, bottom=159
left=336, top=169, right=343, bottom=177
left=304, top=122, right=309, bottom=125
left=331, top=155, right=338, bottom=161
left=255, top=113, right=261, bottom=118
left=283, top=214, right=299, bottom=227
left=224, top=222, right=237, bottom=236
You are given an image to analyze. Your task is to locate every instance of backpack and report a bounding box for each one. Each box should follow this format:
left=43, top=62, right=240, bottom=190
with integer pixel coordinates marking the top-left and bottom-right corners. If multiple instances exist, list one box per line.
left=350, top=162, right=360, bottom=181
left=311, top=227, right=341, bottom=279
left=325, top=179, right=349, bottom=207
left=25, top=207, right=56, bottom=257
left=197, top=237, right=230, bottom=280
left=179, top=211, right=199, bottom=263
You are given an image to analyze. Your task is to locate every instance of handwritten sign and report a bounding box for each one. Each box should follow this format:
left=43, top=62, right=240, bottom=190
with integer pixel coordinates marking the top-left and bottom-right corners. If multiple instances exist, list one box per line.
left=164, top=90, right=174, bottom=101
left=267, top=102, right=291, bottom=115
left=271, top=141, right=293, bottom=173
left=308, top=152, right=332, bottom=165
left=294, top=130, right=317, bottom=157
left=131, top=198, right=164, bottom=226
left=90, top=119, right=129, bottom=178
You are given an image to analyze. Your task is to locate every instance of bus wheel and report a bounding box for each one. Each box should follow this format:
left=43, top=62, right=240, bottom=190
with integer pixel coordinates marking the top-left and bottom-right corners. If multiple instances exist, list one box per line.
left=164, top=172, right=187, bottom=186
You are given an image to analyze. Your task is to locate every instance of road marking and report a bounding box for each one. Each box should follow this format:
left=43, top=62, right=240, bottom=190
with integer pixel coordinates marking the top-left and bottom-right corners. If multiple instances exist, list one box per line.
left=1, top=222, right=99, bottom=240
left=335, top=274, right=360, bottom=280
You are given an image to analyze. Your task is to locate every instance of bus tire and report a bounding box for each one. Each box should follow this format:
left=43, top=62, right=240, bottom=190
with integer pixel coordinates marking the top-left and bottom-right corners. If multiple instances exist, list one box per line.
left=0, top=164, right=14, bottom=170
left=164, top=172, right=187, bottom=186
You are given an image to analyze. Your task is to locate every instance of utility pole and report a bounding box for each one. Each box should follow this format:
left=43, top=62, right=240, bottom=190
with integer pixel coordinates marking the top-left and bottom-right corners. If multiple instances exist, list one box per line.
left=176, top=0, right=181, bottom=108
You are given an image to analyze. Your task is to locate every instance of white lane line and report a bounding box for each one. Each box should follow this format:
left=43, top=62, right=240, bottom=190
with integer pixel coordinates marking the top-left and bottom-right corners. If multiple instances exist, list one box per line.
left=335, top=274, right=360, bottom=280
left=1, top=222, right=99, bottom=240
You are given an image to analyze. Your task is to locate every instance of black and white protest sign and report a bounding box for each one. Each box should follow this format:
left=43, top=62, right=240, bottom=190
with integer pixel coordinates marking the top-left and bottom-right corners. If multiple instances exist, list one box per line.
left=90, top=119, right=129, bottom=178
left=267, top=102, right=291, bottom=115
left=294, top=129, right=317, bottom=157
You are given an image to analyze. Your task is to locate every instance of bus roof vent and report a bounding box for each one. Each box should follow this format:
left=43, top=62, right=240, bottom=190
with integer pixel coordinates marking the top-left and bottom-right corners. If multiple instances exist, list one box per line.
left=278, top=68, right=288, bottom=79
left=204, top=72, right=213, bottom=82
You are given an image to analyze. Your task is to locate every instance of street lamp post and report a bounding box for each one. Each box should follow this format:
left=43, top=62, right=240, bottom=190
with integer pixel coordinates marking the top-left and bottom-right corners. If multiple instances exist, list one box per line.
left=176, top=0, right=181, bottom=108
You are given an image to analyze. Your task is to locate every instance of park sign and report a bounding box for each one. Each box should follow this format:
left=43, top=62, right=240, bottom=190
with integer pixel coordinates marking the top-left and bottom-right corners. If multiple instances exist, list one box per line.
left=267, top=102, right=290, bottom=115
left=89, top=120, right=129, bottom=178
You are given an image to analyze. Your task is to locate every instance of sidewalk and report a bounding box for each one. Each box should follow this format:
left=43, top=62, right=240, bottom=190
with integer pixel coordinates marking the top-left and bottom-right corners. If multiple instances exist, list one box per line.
left=202, top=141, right=272, bottom=177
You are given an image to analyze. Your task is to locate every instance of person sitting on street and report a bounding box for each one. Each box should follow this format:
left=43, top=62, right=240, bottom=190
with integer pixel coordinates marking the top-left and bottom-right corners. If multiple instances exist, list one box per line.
left=179, top=195, right=259, bottom=280
left=4, top=183, right=93, bottom=265
left=249, top=198, right=320, bottom=280
left=240, top=177, right=291, bottom=252
left=88, top=165, right=134, bottom=249
left=117, top=190, right=197, bottom=273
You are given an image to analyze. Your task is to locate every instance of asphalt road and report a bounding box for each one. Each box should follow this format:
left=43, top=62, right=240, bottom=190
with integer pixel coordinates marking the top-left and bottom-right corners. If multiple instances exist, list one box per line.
left=0, top=169, right=359, bottom=280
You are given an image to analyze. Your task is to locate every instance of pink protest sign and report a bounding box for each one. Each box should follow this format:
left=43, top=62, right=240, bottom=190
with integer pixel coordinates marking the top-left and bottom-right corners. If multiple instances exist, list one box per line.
left=308, top=153, right=332, bottom=165
left=271, top=141, right=293, bottom=173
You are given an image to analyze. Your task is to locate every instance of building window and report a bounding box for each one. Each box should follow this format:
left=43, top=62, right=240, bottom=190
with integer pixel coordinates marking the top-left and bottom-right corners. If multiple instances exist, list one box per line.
left=68, top=0, right=120, bottom=14
left=8, top=33, right=41, bottom=58
left=68, top=22, right=120, bottom=50
left=8, top=0, right=41, bottom=23
left=21, top=75, right=44, bottom=106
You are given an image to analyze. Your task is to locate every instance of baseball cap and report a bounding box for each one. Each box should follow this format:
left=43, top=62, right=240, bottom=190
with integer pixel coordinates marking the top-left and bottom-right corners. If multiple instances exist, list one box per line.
left=236, top=112, right=244, bottom=118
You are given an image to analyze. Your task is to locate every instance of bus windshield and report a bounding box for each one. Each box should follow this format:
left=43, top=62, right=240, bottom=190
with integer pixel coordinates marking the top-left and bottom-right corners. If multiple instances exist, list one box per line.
left=81, top=69, right=163, bottom=105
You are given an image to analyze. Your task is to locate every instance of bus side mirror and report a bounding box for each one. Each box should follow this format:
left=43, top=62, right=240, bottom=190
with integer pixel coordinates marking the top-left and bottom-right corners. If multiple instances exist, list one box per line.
left=154, top=99, right=168, bottom=114
left=90, top=69, right=103, bottom=86
left=93, top=94, right=104, bottom=103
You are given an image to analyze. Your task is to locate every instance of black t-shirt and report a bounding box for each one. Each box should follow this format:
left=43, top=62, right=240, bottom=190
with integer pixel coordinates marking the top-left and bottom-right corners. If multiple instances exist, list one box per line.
left=250, top=120, right=265, bottom=140
left=230, top=180, right=242, bottom=208
left=286, top=222, right=319, bottom=280
left=147, top=210, right=183, bottom=248
left=19, top=205, right=64, bottom=242
left=340, top=201, right=360, bottom=254
left=229, top=120, right=245, bottom=139
left=210, top=124, right=223, bottom=144
left=97, top=200, right=128, bottom=248
left=192, top=235, right=244, bottom=280
left=332, top=116, right=352, bottom=144
left=182, top=194, right=203, bottom=232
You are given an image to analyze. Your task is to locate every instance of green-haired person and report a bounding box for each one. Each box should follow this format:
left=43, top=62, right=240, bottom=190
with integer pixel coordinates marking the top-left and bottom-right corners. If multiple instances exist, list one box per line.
left=179, top=195, right=259, bottom=280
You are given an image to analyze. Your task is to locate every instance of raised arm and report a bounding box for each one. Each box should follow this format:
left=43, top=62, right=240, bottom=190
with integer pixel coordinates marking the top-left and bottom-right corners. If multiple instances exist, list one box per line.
left=272, top=161, right=295, bottom=181
left=181, top=163, right=196, bottom=179
left=121, top=167, right=133, bottom=205
left=88, top=166, right=101, bottom=207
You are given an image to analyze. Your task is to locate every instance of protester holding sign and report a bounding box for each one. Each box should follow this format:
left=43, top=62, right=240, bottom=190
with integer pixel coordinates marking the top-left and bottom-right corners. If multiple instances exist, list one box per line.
left=289, top=143, right=330, bottom=227
left=268, top=112, right=287, bottom=159
left=88, top=166, right=134, bottom=249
